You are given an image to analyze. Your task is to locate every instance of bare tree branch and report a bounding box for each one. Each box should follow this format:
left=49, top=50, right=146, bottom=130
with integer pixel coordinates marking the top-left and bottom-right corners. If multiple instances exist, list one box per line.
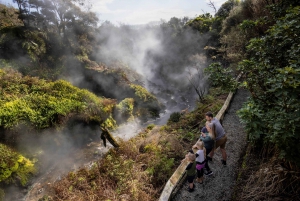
left=187, top=66, right=208, bottom=102
left=207, top=0, right=217, bottom=14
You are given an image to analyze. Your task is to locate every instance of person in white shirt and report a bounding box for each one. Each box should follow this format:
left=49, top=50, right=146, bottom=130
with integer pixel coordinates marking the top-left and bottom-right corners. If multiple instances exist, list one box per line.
left=192, top=141, right=206, bottom=183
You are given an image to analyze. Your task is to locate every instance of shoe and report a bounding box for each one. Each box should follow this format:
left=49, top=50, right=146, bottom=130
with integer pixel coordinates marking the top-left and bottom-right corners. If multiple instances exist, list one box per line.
left=207, top=156, right=212, bottom=161
left=221, top=159, right=227, bottom=166
left=196, top=178, right=204, bottom=183
left=204, top=170, right=213, bottom=176
left=187, top=187, right=194, bottom=192
left=197, top=178, right=203, bottom=183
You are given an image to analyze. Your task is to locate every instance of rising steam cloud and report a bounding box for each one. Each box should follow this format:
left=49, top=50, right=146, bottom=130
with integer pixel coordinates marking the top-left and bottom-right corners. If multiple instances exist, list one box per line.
left=91, top=20, right=211, bottom=120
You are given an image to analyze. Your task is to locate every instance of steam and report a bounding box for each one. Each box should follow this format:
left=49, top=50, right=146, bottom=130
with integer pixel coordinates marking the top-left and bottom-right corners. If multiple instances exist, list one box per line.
left=1, top=3, right=213, bottom=200
left=2, top=122, right=110, bottom=200
left=112, top=119, right=143, bottom=140
left=89, top=20, right=211, bottom=122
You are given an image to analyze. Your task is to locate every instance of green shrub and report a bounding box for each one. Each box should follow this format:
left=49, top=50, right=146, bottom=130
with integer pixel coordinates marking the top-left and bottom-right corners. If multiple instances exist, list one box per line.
left=116, top=98, right=134, bottom=121
left=129, top=84, right=161, bottom=118
left=238, top=6, right=300, bottom=165
left=129, top=84, right=156, bottom=102
left=205, top=62, right=238, bottom=92
left=0, top=69, right=116, bottom=129
left=147, top=124, right=155, bottom=130
left=144, top=143, right=174, bottom=186
left=169, top=112, right=181, bottom=123
left=0, top=143, right=36, bottom=186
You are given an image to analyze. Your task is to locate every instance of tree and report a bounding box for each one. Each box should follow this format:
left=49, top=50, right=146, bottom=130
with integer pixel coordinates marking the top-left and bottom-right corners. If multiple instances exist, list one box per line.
left=207, top=0, right=217, bottom=14
left=187, top=54, right=210, bottom=102
left=186, top=13, right=213, bottom=34
left=12, top=0, right=98, bottom=35
left=204, top=62, right=237, bottom=92
left=237, top=6, right=300, bottom=165
left=187, top=66, right=208, bottom=102
left=215, top=0, right=239, bottom=18
left=13, top=0, right=30, bottom=26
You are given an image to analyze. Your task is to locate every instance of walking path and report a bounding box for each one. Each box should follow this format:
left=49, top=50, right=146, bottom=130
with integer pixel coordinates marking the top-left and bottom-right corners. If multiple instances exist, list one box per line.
left=172, top=88, right=250, bottom=201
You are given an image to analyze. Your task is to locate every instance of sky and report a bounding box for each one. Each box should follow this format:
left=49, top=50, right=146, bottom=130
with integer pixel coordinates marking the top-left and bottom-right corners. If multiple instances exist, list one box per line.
left=0, top=0, right=227, bottom=25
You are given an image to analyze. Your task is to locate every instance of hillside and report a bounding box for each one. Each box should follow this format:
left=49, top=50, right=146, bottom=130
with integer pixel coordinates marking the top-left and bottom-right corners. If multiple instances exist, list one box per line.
left=0, top=0, right=300, bottom=201
left=0, top=67, right=163, bottom=196
left=0, top=3, right=23, bottom=28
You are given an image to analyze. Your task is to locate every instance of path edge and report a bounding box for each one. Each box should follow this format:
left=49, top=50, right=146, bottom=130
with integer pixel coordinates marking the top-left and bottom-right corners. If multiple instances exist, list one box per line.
left=158, top=73, right=242, bottom=201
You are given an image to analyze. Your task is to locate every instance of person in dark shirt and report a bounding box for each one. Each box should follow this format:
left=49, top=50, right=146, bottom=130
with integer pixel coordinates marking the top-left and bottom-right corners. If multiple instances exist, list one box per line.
left=183, top=152, right=196, bottom=192
left=199, top=121, right=216, bottom=175
left=200, top=124, right=208, bottom=134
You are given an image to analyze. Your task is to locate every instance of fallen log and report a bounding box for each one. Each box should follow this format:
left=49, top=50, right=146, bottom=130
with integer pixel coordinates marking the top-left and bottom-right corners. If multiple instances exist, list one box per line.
left=100, top=127, right=119, bottom=148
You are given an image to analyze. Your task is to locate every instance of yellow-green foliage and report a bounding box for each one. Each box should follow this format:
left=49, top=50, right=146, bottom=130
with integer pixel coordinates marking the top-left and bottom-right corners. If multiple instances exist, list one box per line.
left=0, top=69, right=116, bottom=129
left=146, top=124, right=155, bottom=130
left=116, top=98, right=134, bottom=121
left=102, top=115, right=117, bottom=130
left=0, top=143, right=36, bottom=186
left=129, top=84, right=161, bottom=118
left=129, top=84, right=156, bottom=102
left=186, top=13, right=213, bottom=33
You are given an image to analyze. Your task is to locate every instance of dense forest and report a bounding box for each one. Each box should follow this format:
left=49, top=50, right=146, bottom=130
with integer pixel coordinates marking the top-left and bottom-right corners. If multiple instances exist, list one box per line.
left=0, top=0, right=299, bottom=200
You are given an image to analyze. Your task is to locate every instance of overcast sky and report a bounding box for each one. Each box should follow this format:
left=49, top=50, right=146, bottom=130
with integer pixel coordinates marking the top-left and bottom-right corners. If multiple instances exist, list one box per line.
left=0, top=0, right=227, bottom=25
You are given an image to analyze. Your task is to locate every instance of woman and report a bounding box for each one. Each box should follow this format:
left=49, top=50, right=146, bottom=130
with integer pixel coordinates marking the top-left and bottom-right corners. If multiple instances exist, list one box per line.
left=199, top=121, right=216, bottom=175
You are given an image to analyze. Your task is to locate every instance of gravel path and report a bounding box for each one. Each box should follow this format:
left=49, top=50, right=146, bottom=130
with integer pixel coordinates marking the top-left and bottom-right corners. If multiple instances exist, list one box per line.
left=172, top=88, right=250, bottom=201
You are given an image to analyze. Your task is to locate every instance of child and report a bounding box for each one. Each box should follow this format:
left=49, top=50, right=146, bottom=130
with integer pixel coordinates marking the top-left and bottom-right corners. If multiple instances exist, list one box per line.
left=192, top=141, right=206, bottom=183
left=200, top=121, right=216, bottom=175
left=184, top=152, right=196, bottom=192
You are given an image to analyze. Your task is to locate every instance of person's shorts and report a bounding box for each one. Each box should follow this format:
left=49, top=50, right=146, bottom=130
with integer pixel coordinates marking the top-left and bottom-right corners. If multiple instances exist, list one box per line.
left=215, top=135, right=227, bottom=149
left=187, top=175, right=195, bottom=183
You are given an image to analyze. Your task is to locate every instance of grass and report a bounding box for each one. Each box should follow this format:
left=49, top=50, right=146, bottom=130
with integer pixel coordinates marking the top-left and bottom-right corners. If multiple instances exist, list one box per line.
left=46, top=87, right=228, bottom=201
left=232, top=144, right=300, bottom=201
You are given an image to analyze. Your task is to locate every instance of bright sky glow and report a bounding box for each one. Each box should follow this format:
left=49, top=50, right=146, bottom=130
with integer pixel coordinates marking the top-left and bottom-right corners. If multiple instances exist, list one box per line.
left=0, top=0, right=228, bottom=25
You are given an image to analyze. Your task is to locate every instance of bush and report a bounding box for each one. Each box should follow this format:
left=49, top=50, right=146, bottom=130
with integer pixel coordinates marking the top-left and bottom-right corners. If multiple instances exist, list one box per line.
left=205, top=62, right=238, bottom=92
left=0, top=143, right=36, bottom=186
left=129, top=84, right=162, bottom=118
left=238, top=6, right=300, bottom=165
left=144, top=143, right=174, bottom=186
left=169, top=112, right=181, bottom=123
left=0, top=69, right=116, bottom=129
left=116, top=98, right=135, bottom=122
left=147, top=124, right=155, bottom=130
